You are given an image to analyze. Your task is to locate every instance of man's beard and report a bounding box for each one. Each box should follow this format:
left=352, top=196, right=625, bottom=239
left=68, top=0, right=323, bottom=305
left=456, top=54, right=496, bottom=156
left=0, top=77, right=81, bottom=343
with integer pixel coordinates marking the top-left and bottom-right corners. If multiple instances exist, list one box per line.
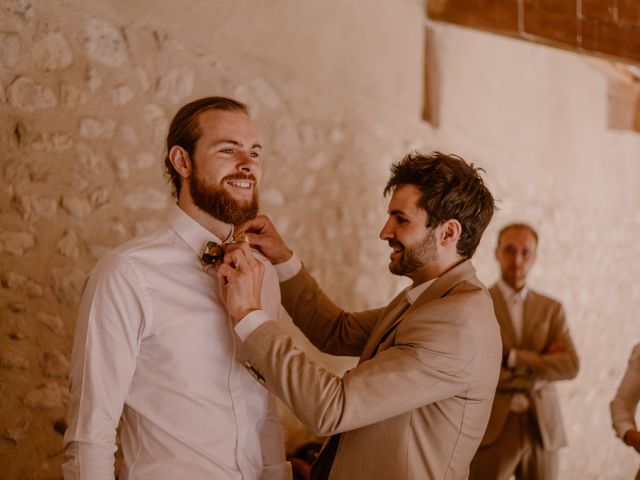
left=189, top=171, right=259, bottom=225
left=388, top=228, right=437, bottom=277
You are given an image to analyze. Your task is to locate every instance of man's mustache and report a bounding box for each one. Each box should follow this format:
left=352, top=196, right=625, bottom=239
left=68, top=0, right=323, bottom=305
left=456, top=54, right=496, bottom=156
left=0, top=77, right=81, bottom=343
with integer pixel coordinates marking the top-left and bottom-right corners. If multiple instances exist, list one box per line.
left=223, top=173, right=257, bottom=182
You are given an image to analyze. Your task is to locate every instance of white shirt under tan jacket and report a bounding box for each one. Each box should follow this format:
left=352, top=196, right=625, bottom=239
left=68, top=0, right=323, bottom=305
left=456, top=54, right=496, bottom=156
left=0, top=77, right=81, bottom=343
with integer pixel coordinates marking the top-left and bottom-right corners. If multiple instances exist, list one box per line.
left=63, top=205, right=290, bottom=480
left=234, top=256, right=502, bottom=480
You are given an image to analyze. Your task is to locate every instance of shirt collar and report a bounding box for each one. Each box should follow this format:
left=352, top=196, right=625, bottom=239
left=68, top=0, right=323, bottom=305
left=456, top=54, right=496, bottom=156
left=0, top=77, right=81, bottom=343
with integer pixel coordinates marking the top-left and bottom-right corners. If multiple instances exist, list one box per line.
left=497, top=278, right=528, bottom=303
left=405, top=277, right=439, bottom=304
left=167, top=204, right=232, bottom=258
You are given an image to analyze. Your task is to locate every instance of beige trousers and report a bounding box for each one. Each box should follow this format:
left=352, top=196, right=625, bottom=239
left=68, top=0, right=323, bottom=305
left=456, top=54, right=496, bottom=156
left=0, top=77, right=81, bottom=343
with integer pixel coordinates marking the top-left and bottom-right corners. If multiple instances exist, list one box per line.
left=470, top=411, right=558, bottom=480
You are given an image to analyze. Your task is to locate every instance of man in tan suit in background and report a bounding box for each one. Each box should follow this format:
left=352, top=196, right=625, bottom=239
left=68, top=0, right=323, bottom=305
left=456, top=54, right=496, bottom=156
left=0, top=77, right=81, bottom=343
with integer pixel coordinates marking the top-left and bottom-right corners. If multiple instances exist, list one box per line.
left=217, top=152, right=502, bottom=479
left=470, top=223, right=580, bottom=480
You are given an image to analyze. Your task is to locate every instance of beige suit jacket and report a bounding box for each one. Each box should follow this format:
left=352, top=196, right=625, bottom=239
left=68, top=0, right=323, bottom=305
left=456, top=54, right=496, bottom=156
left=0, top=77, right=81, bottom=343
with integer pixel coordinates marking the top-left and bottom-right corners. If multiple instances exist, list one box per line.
left=242, top=260, right=502, bottom=479
left=480, top=285, right=579, bottom=450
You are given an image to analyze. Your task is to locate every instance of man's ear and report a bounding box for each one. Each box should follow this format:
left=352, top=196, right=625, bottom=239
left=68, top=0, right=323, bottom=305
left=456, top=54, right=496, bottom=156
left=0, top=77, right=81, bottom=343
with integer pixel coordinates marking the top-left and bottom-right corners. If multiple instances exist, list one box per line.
left=440, top=219, right=462, bottom=247
left=168, top=145, right=192, bottom=178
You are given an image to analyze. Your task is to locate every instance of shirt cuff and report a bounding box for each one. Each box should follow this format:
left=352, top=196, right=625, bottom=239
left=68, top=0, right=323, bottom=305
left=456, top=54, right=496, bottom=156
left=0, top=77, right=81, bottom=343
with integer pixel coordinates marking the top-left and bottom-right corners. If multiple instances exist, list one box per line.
left=273, top=253, right=302, bottom=282
left=507, top=348, right=517, bottom=368
left=235, top=309, right=272, bottom=341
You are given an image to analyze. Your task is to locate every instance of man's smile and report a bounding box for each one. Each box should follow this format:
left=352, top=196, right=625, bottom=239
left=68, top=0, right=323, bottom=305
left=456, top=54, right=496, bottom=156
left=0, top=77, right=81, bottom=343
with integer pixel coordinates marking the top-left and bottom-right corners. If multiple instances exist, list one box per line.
left=226, top=180, right=253, bottom=189
left=223, top=175, right=256, bottom=198
left=388, top=241, right=404, bottom=259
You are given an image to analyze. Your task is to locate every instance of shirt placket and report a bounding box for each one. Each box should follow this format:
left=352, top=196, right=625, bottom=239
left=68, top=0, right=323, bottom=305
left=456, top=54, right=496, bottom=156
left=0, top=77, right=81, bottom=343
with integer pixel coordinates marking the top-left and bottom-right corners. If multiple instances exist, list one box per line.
left=226, top=315, right=253, bottom=478
left=510, top=291, right=530, bottom=412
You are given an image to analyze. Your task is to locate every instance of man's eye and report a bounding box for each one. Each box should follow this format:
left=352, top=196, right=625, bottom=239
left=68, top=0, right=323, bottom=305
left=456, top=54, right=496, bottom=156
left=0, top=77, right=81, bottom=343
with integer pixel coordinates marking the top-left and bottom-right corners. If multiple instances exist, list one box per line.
left=250, top=151, right=260, bottom=159
left=220, top=148, right=234, bottom=154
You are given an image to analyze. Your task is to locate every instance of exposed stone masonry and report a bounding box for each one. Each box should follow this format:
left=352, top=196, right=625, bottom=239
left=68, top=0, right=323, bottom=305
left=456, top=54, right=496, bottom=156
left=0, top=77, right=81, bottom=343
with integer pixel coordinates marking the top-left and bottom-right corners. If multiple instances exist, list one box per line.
left=0, top=2, right=406, bottom=477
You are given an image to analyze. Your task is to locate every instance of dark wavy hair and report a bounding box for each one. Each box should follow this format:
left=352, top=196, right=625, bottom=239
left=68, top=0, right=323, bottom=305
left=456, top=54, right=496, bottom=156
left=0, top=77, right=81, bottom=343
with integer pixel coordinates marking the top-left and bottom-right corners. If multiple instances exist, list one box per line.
left=384, top=151, right=495, bottom=259
left=164, top=96, right=248, bottom=198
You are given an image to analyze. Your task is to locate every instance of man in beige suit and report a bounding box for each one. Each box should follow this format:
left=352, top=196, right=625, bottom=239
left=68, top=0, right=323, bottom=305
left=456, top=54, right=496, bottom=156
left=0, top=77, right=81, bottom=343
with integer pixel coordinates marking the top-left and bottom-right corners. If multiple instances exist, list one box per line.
left=469, top=223, right=579, bottom=480
left=217, top=152, right=502, bottom=479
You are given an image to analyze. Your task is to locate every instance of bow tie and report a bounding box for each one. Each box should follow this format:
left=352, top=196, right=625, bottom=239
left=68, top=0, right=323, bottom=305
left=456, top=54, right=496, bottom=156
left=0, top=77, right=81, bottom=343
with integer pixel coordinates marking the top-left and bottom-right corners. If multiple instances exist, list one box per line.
left=201, top=232, right=247, bottom=271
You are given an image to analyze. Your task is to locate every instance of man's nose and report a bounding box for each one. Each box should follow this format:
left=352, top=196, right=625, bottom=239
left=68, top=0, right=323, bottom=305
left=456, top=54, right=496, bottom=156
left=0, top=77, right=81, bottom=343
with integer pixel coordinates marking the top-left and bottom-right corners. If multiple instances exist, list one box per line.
left=237, top=152, right=255, bottom=173
left=379, top=220, right=393, bottom=240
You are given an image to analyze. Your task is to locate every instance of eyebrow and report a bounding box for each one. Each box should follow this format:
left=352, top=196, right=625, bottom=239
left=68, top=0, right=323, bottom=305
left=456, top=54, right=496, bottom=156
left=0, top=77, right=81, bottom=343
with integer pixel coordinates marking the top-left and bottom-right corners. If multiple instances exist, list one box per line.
left=388, top=209, right=407, bottom=216
left=216, top=139, right=262, bottom=150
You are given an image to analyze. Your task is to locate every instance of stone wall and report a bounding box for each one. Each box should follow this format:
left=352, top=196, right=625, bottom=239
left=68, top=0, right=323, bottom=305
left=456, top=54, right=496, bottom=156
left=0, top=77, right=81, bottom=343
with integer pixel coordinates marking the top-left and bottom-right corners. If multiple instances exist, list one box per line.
left=0, top=1, right=639, bottom=478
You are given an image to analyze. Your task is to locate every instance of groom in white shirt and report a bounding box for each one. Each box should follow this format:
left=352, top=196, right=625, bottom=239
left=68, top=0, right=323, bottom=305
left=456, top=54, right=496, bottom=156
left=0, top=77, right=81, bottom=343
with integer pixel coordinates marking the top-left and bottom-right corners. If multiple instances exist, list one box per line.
left=63, top=97, right=290, bottom=480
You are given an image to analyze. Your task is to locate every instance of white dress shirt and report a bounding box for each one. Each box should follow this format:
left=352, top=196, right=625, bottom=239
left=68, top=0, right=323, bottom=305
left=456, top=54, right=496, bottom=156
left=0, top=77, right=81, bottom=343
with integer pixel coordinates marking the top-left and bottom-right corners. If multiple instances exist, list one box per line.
left=63, top=205, right=290, bottom=480
left=611, top=343, right=640, bottom=439
left=496, top=280, right=528, bottom=346
left=497, top=280, right=532, bottom=412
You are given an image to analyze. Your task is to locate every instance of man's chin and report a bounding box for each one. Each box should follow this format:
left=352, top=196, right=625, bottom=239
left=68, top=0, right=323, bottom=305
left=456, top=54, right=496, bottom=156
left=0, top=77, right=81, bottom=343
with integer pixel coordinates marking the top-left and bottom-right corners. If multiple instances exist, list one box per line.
left=388, top=262, right=404, bottom=276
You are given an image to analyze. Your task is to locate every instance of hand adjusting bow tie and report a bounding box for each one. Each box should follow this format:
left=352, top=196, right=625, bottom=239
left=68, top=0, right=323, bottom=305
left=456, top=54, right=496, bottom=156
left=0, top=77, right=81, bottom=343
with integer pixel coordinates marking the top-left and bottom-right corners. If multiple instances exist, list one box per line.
left=201, top=231, right=247, bottom=272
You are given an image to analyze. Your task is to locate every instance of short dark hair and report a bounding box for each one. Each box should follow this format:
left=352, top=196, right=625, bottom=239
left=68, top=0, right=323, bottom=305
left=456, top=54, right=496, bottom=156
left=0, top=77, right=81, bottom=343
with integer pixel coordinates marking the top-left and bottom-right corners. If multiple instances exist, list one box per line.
left=384, top=151, right=495, bottom=259
left=164, top=96, right=248, bottom=198
left=497, top=223, right=539, bottom=248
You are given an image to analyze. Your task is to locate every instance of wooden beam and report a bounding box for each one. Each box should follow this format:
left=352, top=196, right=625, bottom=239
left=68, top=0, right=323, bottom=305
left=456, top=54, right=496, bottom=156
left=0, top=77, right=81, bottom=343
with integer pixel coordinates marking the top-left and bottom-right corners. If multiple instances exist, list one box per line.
left=427, top=0, right=640, bottom=66
left=422, top=27, right=440, bottom=126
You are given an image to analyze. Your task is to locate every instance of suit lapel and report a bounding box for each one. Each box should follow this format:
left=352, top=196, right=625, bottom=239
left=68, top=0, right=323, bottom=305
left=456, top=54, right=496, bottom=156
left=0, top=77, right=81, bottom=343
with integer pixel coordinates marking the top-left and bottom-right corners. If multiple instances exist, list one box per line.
left=360, top=260, right=477, bottom=362
left=359, top=292, right=408, bottom=362
left=489, top=285, right=517, bottom=348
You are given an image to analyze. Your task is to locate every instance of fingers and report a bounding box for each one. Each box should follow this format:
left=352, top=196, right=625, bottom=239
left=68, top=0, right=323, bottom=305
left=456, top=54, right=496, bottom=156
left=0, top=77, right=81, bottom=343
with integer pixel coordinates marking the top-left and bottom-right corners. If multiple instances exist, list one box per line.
left=216, top=243, right=265, bottom=323
left=545, top=339, right=565, bottom=354
left=217, top=262, right=233, bottom=285
left=235, top=216, right=272, bottom=249
left=235, top=215, right=274, bottom=245
left=217, top=251, right=256, bottom=293
left=222, top=244, right=265, bottom=288
left=235, top=215, right=272, bottom=235
left=232, top=215, right=292, bottom=265
left=217, top=245, right=252, bottom=287
left=223, top=242, right=259, bottom=270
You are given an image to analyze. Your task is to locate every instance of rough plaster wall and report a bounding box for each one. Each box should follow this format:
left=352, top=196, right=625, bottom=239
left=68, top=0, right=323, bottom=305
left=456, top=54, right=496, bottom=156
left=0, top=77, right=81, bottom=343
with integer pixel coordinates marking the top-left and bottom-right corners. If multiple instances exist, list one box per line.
left=0, top=0, right=638, bottom=478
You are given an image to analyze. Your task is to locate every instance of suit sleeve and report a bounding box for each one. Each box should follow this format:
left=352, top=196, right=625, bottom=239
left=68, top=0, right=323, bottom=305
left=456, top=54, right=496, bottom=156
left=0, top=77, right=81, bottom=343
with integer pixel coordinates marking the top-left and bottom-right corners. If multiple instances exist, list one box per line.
left=610, top=344, right=640, bottom=439
left=495, top=369, right=536, bottom=392
left=241, top=296, right=478, bottom=437
left=280, top=265, right=383, bottom=357
left=512, top=303, right=579, bottom=382
left=63, top=254, right=149, bottom=479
